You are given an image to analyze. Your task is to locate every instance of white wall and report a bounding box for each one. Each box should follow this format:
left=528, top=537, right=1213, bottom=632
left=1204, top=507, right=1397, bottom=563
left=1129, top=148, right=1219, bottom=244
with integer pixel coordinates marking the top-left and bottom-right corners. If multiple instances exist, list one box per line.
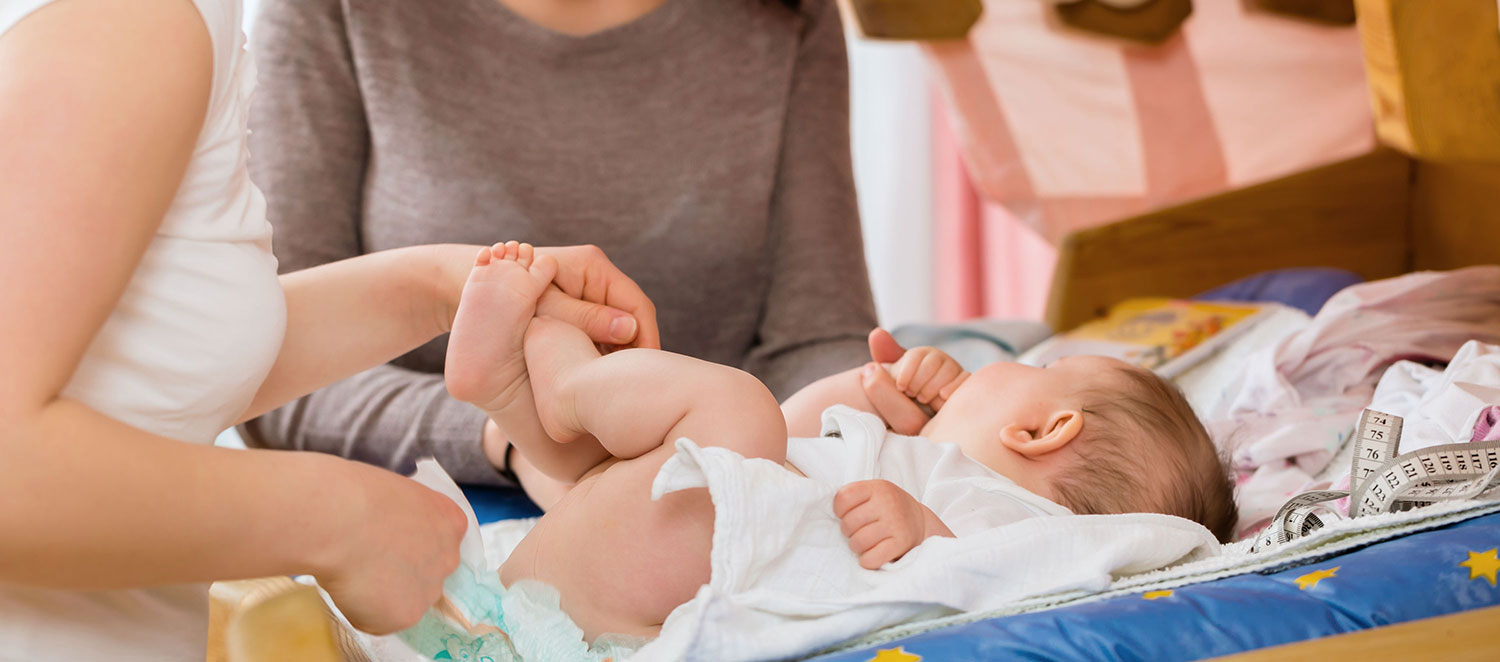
left=242, top=0, right=261, bottom=33
left=846, top=36, right=935, bottom=329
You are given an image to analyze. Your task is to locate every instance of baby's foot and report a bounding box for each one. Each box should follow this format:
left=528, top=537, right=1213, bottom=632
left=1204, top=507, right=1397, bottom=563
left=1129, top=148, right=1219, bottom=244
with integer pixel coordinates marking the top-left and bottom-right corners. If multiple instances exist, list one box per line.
left=522, top=316, right=605, bottom=444
left=445, top=241, right=558, bottom=414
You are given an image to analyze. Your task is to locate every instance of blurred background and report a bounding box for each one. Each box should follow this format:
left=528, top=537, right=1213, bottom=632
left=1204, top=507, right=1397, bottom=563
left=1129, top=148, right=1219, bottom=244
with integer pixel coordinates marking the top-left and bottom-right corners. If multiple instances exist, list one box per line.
left=240, top=0, right=1375, bottom=329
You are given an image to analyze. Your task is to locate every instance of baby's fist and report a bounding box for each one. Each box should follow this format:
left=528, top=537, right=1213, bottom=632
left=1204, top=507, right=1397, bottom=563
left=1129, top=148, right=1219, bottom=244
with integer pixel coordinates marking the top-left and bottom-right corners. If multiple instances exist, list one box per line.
left=886, top=347, right=968, bottom=410
left=834, top=479, right=935, bottom=570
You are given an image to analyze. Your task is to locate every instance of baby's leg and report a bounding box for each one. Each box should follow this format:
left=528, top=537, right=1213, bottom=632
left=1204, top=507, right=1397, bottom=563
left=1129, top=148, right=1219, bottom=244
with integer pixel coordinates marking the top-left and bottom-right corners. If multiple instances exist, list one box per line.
left=500, top=319, right=788, bottom=638
left=524, top=316, right=787, bottom=464
left=445, top=242, right=610, bottom=484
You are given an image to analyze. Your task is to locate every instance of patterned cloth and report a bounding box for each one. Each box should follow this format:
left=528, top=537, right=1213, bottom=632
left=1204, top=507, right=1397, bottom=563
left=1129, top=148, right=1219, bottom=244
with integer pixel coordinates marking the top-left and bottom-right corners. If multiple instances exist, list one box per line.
left=925, top=0, right=1373, bottom=241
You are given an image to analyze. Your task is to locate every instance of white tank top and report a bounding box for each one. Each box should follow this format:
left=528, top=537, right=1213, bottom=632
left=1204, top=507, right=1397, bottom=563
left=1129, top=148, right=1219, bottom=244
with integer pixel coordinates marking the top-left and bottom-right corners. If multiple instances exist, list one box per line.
left=0, top=0, right=285, bottom=659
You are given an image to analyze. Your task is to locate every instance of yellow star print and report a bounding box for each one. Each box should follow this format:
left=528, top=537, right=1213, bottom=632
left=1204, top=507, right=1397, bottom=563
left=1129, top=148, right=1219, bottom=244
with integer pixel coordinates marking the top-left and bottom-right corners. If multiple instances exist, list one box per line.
left=1460, top=548, right=1500, bottom=586
left=1294, top=566, right=1339, bottom=591
left=869, top=647, right=921, bottom=662
left=1142, top=590, right=1174, bottom=600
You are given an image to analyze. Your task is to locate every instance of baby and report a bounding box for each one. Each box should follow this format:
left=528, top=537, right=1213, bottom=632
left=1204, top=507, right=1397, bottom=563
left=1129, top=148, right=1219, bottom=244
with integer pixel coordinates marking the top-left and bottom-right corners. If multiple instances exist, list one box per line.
left=444, top=242, right=1235, bottom=642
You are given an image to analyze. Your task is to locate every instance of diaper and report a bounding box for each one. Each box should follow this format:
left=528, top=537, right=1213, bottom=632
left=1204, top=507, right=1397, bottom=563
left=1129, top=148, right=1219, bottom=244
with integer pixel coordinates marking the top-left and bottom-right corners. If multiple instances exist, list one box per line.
left=399, top=460, right=644, bottom=662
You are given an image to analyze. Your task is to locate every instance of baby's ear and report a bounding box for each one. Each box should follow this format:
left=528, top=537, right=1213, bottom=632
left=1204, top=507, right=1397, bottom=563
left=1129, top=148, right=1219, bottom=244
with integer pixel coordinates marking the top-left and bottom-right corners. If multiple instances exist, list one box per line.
left=999, top=410, right=1083, bottom=457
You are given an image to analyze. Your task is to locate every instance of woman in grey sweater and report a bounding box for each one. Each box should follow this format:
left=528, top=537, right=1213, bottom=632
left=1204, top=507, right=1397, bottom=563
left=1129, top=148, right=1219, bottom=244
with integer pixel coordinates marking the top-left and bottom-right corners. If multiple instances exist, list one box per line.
left=242, top=0, right=878, bottom=487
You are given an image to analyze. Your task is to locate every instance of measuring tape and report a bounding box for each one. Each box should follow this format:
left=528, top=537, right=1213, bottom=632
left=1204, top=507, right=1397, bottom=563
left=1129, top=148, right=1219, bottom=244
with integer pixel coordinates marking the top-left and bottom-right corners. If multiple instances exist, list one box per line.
left=1251, top=409, right=1500, bottom=553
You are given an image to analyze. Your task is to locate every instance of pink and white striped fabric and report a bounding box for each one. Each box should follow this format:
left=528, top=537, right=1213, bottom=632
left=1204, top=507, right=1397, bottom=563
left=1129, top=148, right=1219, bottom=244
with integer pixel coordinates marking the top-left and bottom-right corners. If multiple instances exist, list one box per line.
left=925, top=0, right=1375, bottom=320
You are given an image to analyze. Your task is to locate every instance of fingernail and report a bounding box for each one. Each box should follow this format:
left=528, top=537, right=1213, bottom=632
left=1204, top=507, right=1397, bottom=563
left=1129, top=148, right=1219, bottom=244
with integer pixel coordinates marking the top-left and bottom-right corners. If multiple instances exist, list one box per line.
left=609, top=316, right=637, bottom=342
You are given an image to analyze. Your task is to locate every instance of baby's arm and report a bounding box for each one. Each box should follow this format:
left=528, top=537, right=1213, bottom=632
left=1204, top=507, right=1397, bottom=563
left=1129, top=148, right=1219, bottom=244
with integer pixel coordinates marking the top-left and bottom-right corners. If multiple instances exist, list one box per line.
left=780, top=365, right=878, bottom=437
left=834, top=479, right=955, bottom=570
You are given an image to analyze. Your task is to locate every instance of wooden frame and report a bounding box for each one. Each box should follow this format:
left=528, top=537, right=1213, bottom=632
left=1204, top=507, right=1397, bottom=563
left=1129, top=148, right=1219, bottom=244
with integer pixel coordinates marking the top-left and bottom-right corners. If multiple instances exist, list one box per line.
left=1044, top=148, right=1410, bottom=330
left=1045, top=149, right=1500, bottom=330
left=1205, top=604, right=1500, bottom=661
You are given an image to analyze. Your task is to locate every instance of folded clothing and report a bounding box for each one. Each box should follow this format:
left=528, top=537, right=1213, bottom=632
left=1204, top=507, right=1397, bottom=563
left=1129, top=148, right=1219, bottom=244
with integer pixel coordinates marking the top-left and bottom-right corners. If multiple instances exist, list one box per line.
left=1199, top=266, right=1500, bottom=534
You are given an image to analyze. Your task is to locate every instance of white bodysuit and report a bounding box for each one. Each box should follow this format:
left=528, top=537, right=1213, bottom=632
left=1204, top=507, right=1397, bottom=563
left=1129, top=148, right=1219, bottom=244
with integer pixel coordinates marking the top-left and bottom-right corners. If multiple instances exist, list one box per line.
left=637, top=406, right=1083, bottom=661
left=787, top=406, right=1072, bottom=534
left=0, top=1, right=285, bottom=659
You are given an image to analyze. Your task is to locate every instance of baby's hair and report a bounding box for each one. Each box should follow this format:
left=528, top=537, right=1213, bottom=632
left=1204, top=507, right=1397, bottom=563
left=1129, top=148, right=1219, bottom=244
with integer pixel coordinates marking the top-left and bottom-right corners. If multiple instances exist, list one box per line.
left=1048, top=366, right=1238, bottom=543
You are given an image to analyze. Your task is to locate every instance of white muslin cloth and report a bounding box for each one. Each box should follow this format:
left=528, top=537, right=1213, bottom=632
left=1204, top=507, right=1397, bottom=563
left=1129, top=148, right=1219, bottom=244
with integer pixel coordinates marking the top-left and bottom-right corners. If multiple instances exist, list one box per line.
left=633, top=407, right=1222, bottom=662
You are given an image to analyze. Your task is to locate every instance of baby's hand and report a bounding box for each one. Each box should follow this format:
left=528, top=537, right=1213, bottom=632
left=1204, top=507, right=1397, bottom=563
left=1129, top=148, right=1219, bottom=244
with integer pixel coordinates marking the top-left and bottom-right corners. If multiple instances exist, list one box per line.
left=834, top=479, right=950, bottom=570
left=886, top=346, right=969, bottom=410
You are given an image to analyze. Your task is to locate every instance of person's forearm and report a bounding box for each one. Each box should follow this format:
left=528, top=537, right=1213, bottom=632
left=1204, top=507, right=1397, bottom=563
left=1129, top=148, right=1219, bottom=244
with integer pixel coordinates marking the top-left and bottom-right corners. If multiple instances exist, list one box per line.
left=780, top=366, right=878, bottom=437
left=0, top=399, right=359, bottom=589
left=241, top=363, right=511, bottom=487
left=243, top=244, right=477, bottom=422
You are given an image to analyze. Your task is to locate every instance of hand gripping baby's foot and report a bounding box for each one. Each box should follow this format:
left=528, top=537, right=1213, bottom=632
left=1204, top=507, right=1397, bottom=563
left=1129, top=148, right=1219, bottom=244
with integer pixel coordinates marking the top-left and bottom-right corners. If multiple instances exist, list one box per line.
left=445, top=241, right=558, bottom=414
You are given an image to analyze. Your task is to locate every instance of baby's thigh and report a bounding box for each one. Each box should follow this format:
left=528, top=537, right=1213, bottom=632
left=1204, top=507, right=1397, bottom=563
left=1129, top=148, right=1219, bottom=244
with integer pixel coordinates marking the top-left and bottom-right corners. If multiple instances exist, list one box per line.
left=501, top=443, right=713, bottom=640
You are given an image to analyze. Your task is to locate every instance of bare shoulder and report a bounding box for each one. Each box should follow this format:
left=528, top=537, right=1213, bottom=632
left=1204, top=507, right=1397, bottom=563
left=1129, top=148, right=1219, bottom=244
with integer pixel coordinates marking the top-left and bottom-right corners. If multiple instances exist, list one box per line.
left=0, top=0, right=214, bottom=205
left=0, top=0, right=217, bottom=403
left=0, top=0, right=212, bottom=103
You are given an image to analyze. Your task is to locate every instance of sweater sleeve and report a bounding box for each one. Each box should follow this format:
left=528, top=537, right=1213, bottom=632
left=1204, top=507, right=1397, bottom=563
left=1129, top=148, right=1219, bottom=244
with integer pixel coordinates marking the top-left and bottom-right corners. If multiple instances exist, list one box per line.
left=741, top=0, right=879, bottom=402
left=241, top=0, right=503, bottom=485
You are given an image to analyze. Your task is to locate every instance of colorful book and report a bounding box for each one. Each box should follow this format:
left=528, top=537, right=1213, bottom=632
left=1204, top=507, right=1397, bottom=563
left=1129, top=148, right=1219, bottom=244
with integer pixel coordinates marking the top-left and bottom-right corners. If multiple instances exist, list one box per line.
left=1019, top=299, right=1272, bottom=378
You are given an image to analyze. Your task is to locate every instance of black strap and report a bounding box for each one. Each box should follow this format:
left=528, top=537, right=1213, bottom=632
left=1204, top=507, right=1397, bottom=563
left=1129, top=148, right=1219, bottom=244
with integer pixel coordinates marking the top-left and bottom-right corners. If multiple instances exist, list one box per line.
left=496, top=441, right=521, bottom=487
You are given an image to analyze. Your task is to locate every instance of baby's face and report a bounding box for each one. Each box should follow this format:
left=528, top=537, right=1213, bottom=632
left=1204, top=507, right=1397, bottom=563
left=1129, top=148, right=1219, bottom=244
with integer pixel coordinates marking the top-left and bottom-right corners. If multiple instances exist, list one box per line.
left=921, top=356, right=1134, bottom=489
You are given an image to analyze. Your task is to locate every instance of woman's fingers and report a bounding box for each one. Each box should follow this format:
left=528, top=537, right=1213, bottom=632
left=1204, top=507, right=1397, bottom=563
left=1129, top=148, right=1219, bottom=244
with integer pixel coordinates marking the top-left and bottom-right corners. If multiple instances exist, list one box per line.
left=536, top=286, right=639, bottom=346
left=537, top=245, right=660, bottom=349
left=861, top=363, right=930, bottom=435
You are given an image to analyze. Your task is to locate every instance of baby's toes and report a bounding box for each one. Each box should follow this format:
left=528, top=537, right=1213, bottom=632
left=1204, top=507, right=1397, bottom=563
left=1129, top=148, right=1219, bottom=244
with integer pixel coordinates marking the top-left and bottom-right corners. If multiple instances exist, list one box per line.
left=515, top=243, right=535, bottom=269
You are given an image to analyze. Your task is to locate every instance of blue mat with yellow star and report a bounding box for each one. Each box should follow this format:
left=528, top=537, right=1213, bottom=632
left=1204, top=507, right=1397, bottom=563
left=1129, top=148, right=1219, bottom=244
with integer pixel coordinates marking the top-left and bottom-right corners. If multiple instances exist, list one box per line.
left=805, top=510, right=1500, bottom=662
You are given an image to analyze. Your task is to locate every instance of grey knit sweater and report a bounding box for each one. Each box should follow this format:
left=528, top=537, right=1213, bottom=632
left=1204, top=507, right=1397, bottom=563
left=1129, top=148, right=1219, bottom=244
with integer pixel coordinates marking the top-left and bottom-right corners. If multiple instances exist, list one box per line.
left=241, top=0, right=878, bottom=485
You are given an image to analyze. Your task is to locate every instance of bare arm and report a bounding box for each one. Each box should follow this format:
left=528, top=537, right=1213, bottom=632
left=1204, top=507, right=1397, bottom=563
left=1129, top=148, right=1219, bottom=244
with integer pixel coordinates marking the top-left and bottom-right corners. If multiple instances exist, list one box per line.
left=780, top=366, right=877, bottom=437
left=0, top=3, right=468, bottom=634
left=243, top=243, right=659, bottom=424
left=782, top=330, right=963, bottom=437
left=0, top=0, right=462, bottom=623
left=240, top=244, right=468, bottom=422
left=243, top=0, right=503, bottom=480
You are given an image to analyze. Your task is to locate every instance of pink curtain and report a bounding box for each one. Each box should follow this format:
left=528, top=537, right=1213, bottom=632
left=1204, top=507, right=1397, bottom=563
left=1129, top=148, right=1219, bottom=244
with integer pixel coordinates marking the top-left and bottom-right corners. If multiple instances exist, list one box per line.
left=924, top=1, right=1373, bottom=323
left=931, top=98, right=1056, bottom=323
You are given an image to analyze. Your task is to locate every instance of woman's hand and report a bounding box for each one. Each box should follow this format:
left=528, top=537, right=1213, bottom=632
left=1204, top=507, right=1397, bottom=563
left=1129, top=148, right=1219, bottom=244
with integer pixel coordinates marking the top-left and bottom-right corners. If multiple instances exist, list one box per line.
left=431, top=243, right=659, bottom=351
left=315, top=460, right=467, bottom=634
left=535, top=244, right=660, bottom=350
